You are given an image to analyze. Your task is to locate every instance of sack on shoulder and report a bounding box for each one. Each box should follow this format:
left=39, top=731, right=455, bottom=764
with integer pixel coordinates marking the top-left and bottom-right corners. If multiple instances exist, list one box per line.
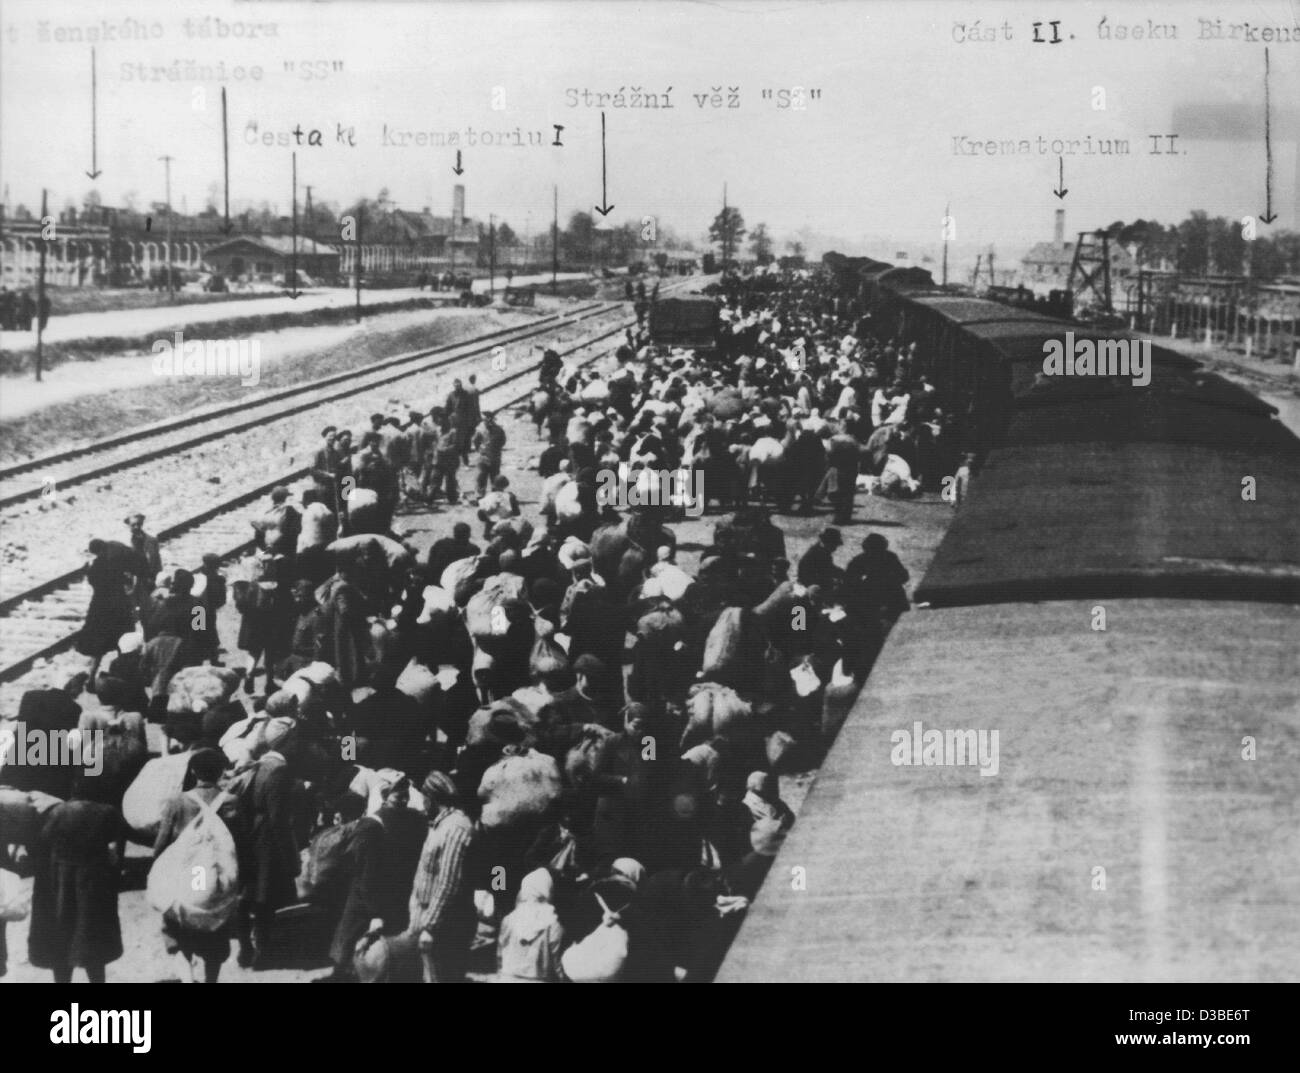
left=122, top=751, right=193, bottom=839
left=147, top=790, right=241, bottom=932
left=560, top=894, right=629, bottom=983
left=0, top=868, right=31, bottom=922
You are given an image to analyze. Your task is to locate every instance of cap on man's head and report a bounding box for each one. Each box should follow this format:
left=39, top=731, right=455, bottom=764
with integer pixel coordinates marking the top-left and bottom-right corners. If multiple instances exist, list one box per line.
left=369, top=413, right=384, bottom=424
left=421, top=770, right=459, bottom=805
left=822, top=527, right=842, bottom=545
left=125, top=513, right=145, bottom=526
left=188, top=748, right=227, bottom=784
left=95, top=676, right=133, bottom=708
left=270, top=486, right=290, bottom=504
left=574, top=653, right=605, bottom=677
left=452, top=521, right=472, bottom=539
left=322, top=425, right=337, bottom=437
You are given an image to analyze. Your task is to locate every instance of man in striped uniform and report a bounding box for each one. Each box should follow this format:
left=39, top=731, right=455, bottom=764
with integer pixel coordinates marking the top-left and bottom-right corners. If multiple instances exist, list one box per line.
left=409, top=772, right=477, bottom=983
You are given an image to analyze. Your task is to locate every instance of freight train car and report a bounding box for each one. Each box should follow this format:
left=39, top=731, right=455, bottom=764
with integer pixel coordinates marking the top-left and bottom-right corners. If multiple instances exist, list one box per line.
left=720, top=260, right=1300, bottom=982
left=649, top=296, right=721, bottom=352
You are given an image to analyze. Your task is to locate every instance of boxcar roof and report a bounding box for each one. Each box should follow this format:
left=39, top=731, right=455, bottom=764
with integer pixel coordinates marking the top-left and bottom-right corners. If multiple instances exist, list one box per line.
left=1014, top=370, right=1278, bottom=418
left=914, top=442, right=1300, bottom=607
left=908, top=295, right=1057, bottom=326
left=718, top=599, right=1300, bottom=982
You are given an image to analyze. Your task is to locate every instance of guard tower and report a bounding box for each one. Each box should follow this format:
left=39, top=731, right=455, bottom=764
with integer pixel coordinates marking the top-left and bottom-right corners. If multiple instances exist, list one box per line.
left=1067, top=230, right=1113, bottom=315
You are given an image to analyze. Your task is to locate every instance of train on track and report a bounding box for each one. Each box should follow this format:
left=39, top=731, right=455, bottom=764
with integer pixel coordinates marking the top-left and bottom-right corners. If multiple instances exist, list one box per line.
left=719, top=253, right=1300, bottom=982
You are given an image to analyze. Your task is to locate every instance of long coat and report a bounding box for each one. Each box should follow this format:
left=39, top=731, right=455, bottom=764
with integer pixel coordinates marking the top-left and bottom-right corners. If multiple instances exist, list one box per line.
left=77, top=552, right=137, bottom=658
left=329, top=806, right=427, bottom=965
left=236, top=753, right=300, bottom=909
left=27, top=800, right=126, bottom=970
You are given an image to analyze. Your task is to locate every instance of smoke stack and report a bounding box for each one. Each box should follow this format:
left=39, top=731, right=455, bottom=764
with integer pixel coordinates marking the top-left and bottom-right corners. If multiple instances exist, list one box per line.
left=453, top=185, right=465, bottom=232
left=1054, top=208, right=1065, bottom=246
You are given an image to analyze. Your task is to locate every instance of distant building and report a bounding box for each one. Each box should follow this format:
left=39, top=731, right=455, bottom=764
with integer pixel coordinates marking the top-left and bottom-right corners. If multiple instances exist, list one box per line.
left=337, top=185, right=480, bottom=276
left=1, top=186, right=480, bottom=288
left=661, top=249, right=701, bottom=274
left=0, top=204, right=231, bottom=288
left=203, top=235, right=341, bottom=283
left=1020, top=209, right=1135, bottom=296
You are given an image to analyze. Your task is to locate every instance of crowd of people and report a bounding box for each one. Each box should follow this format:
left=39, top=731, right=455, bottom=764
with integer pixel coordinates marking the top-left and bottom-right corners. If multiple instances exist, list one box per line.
left=1, top=266, right=944, bottom=984
left=0, top=285, right=52, bottom=333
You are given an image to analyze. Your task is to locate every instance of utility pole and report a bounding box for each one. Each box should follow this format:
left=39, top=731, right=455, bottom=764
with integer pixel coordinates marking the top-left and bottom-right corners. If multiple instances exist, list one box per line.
left=303, top=184, right=314, bottom=247
left=941, top=201, right=950, bottom=287
left=35, top=189, right=48, bottom=382
left=354, top=203, right=363, bottom=323
left=290, top=153, right=298, bottom=292
left=552, top=184, right=558, bottom=294
left=489, top=213, right=496, bottom=298
left=159, top=155, right=174, bottom=299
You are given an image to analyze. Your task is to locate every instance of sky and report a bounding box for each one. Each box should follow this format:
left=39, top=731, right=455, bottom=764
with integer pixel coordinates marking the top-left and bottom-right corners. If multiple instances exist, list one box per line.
left=1, top=0, right=1296, bottom=262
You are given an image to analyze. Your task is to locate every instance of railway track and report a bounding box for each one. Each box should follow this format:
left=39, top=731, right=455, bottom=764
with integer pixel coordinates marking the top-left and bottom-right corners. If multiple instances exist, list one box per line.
left=0, top=304, right=634, bottom=610
left=0, top=302, right=614, bottom=510
left=0, top=300, right=661, bottom=688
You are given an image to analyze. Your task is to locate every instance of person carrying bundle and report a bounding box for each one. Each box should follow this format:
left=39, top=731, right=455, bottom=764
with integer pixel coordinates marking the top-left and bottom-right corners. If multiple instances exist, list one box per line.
left=151, top=748, right=239, bottom=983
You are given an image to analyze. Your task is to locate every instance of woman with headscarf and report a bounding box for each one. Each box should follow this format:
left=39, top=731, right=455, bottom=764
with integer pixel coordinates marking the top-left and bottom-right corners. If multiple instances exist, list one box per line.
left=99, top=633, right=150, bottom=714
left=27, top=791, right=130, bottom=982
left=495, top=867, right=565, bottom=982
left=153, top=748, right=234, bottom=983
left=77, top=539, right=139, bottom=684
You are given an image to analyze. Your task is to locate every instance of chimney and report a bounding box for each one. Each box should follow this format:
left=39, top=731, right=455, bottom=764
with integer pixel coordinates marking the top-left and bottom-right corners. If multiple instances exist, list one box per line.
left=1054, top=208, right=1065, bottom=246
left=452, top=185, right=465, bottom=233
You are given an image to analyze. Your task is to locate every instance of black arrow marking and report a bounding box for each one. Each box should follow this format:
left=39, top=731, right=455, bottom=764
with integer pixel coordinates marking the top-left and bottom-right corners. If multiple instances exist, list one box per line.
left=595, top=112, right=614, bottom=216
left=85, top=48, right=101, bottom=179
left=452, top=149, right=464, bottom=176
left=1261, top=48, right=1277, bottom=223
left=1053, top=156, right=1067, bottom=200
left=221, top=88, right=234, bottom=235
